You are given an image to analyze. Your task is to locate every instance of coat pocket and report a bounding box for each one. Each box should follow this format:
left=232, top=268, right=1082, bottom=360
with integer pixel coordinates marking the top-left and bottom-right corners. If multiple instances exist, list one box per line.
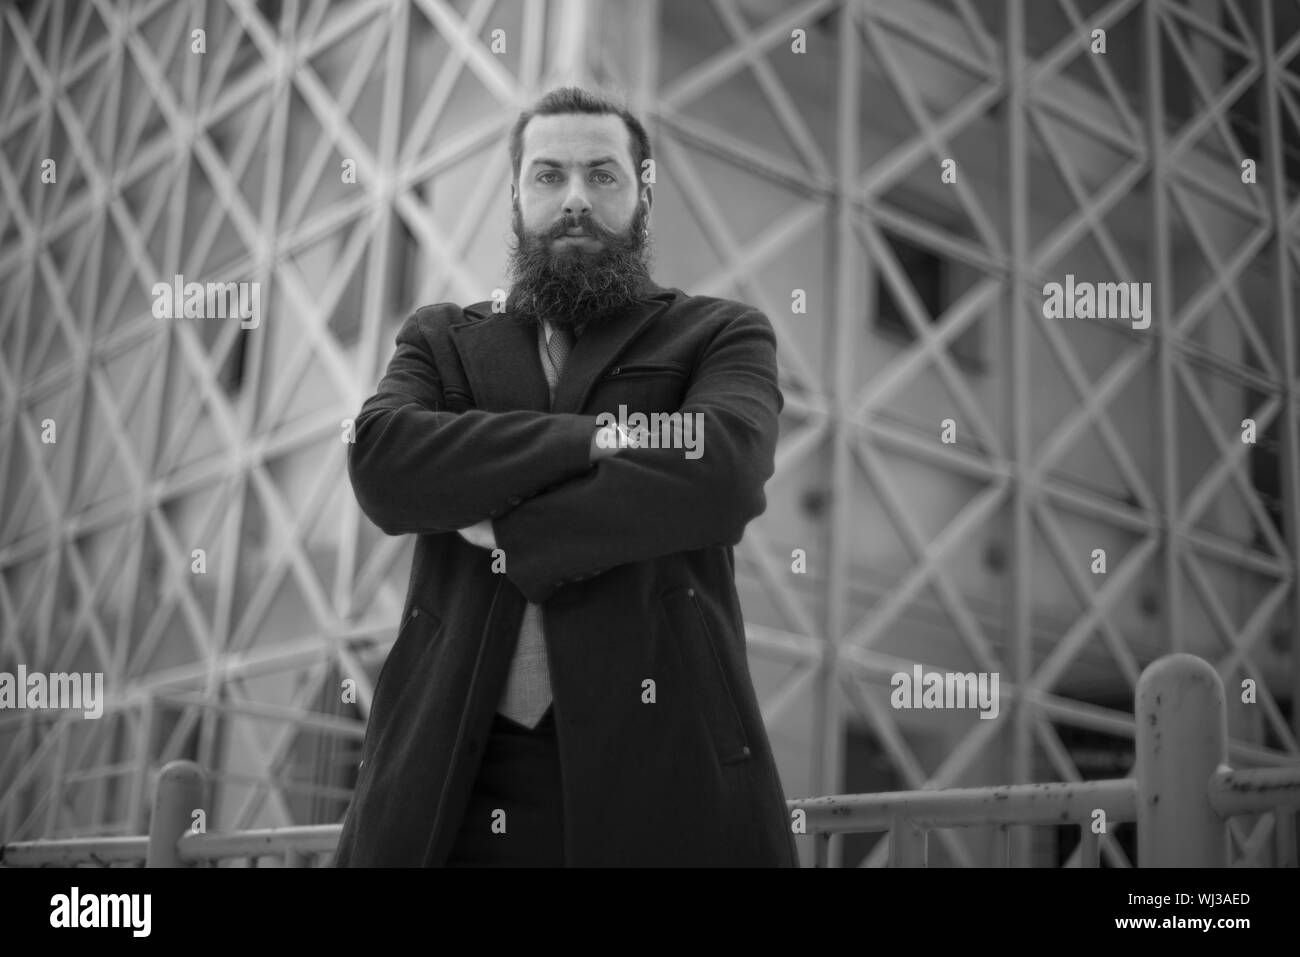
left=659, top=586, right=752, bottom=765
left=363, top=605, right=444, bottom=765
left=591, top=363, right=691, bottom=423
left=602, top=361, right=689, bottom=380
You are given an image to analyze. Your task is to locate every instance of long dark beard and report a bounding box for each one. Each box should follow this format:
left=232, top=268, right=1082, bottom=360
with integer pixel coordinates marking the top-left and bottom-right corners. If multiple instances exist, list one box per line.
left=504, top=202, right=654, bottom=334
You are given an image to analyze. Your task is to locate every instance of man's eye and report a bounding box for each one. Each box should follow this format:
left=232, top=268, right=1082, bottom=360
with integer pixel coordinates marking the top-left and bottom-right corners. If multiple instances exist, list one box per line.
left=538, top=171, right=560, bottom=183
left=592, top=171, right=615, bottom=183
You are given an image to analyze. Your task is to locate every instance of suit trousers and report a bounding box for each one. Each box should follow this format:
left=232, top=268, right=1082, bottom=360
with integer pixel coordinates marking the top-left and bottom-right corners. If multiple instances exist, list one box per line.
left=445, top=707, right=565, bottom=867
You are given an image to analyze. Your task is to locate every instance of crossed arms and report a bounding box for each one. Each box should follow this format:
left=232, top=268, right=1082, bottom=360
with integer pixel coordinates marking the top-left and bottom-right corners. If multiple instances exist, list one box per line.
left=347, top=306, right=783, bottom=603
left=454, top=418, right=637, bottom=548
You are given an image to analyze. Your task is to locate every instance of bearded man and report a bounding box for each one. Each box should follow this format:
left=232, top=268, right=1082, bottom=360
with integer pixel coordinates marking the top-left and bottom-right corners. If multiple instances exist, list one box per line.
left=334, top=86, right=797, bottom=867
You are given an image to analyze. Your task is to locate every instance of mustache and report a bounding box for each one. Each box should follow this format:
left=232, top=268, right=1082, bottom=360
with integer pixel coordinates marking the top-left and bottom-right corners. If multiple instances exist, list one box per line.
left=539, top=216, right=614, bottom=241
left=510, top=205, right=649, bottom=261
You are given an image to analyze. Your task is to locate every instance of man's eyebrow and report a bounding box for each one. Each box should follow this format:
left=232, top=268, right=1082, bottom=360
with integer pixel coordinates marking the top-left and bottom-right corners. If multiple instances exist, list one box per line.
left=530, top=156, right=621, bottom=169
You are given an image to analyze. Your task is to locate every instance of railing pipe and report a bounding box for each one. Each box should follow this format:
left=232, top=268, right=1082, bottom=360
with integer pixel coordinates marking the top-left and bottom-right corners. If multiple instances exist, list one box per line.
left=1207, top=766, right=1300, bottom=816
left=791, top=777, right=1138, bottom=832
left=0, top=835, right=149, bottom=867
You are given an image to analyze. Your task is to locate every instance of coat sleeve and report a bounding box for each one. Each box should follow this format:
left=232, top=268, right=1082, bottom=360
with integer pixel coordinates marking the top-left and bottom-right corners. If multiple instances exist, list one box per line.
left=348, top=307, right=601, bottom=535
left=492, top=308, right=783, bottom=602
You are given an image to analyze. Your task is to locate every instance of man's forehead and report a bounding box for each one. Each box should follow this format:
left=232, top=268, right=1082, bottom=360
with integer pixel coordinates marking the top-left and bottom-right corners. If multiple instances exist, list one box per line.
left=522, top=113, right=632, bottom=167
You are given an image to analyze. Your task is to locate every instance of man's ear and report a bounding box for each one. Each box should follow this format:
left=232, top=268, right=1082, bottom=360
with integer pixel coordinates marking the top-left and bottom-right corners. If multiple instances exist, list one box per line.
left=642, top=185, right=653, bottom=216
left=510, top=182, right=517, bottom=203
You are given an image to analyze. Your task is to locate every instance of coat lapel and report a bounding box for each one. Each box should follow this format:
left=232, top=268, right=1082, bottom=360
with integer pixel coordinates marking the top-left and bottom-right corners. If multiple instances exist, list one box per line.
left=452, top=279, right=677, bottom=415
left=449, top=308, right=551, bottom=413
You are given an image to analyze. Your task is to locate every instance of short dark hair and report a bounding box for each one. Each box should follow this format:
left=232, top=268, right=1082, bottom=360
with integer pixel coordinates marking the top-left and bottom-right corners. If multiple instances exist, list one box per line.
left=509, top=86, right=651, bottom=190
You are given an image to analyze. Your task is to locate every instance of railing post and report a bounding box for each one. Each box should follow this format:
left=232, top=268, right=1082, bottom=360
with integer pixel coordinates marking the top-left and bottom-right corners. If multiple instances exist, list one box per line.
left=1135, top=653, right=1228, bottom=866
left=1276, top=810, right=1297, bottom=868
left=1077, top=824, right=1100, bottom=868
left=146, top=760, right=205, bottom=867
left=888, top=816, right=926, bottom=867
left=814, top=830, right=830, bottom=868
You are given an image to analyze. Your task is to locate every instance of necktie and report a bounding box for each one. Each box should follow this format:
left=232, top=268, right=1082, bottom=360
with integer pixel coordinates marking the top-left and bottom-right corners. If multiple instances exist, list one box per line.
left=546, top=325, right=574, bottom=375
left=497, top=322, right=574, bottom=727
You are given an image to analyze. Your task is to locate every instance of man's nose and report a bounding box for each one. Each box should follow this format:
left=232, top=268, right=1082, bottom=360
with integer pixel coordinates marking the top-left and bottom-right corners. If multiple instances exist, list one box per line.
left=562, top=185, right=591, bottom=218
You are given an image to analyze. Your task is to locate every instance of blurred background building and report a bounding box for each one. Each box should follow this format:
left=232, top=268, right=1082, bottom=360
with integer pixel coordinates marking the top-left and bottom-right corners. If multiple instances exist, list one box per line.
left=1, top=0, right=1298, bottom=866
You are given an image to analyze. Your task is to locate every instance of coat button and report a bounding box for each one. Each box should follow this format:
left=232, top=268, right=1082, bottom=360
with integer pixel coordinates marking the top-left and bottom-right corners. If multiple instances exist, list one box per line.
left=742, top=746, right=751, bottom=757
left=411, top=608, right=419, bottom=618
left=686, top=588, right=695, bottom=597
left=508, top=496, right=522, bottom=506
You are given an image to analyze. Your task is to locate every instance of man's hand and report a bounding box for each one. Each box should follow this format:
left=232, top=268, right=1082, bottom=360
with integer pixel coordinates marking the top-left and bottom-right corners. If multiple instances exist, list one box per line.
left=457, top=519, right=498, bottom=550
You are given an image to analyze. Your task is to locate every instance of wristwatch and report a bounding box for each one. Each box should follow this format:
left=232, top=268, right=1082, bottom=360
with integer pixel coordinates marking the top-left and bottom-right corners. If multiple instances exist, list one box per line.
left=616, top=423, right=641, bottom=448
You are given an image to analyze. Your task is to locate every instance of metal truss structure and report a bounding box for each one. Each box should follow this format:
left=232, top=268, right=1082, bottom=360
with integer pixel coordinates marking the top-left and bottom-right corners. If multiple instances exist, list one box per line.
left=2, top=0, right=1299, bottom=867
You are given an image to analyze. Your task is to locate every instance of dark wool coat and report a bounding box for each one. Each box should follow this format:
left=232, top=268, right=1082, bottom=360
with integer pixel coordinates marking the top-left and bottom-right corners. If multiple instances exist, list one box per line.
left=334, top=279, right=798, bottom=867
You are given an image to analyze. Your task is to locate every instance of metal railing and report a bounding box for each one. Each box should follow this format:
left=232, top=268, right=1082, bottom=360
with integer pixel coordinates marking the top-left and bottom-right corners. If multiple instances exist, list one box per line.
left=3, top=653, right=1298, bottom=867
left=791, top=654, right=1300, bottom=867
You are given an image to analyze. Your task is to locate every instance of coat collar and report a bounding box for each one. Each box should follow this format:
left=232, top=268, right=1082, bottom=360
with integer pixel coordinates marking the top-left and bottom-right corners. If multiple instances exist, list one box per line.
left=451, top=279, right=677, bottom=414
